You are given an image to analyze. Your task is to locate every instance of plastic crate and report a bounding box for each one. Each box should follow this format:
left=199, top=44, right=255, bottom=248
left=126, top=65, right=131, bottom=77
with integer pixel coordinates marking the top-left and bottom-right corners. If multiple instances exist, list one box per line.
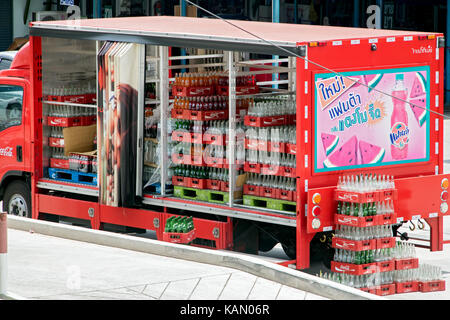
left=395, top=258, right=419, bottom=270
left=332, top=238, right=376, bottom=251
left=172, top=85, right=215, bottom=97
left=418, top=280, right=446, bottom=292
left=376, top=260, right=395, bottom=272
left=375, top=283, right=396, bottom=296
left=334, top=214, right=378, bottom=228
left=376, top=237, right=396, bottom=249
left=395, top=281, right=419, bottom=294
left=330, top=261, right=378, bottom=275
left=162, top=228, right=196, bottom=244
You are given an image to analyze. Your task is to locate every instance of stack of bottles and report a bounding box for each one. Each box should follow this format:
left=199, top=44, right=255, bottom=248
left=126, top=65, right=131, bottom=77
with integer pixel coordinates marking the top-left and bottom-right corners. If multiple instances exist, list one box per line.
left=164, top=216, right=195, bottom=234
left=247, top=99, right=296, bottom=117
left=173, top=71, right=256, bottom=88
left=337, top=174, right=395, bottom=192
left=333, top=248, right=393, bottom=265
left=337, top=200, right=395, bottom=217
left=245, top=125, right=296, bottom=150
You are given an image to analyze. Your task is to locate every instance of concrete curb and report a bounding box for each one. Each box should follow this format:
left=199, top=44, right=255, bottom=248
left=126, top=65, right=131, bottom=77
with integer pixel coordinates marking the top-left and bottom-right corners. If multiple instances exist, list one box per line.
left=7, top=215, right=384, bottom=300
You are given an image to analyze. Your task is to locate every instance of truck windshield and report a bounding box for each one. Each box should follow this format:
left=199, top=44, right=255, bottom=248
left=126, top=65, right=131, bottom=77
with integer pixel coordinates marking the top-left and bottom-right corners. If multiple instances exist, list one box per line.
left=0, top=85, right=23, bottom=132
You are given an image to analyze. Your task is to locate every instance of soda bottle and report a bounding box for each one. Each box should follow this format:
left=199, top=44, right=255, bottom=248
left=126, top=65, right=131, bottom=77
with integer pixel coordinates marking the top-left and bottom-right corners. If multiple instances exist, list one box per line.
left=165, top=216, right=173, bottom=232
left=337, top=201, right=342, bottom=215
left=390, top=73, right=409, bottom=160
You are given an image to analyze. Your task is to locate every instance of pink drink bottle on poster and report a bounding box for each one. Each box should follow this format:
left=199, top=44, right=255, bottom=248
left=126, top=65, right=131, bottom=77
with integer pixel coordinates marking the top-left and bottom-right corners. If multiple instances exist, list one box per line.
left=390, top=74, right=409, bottom=160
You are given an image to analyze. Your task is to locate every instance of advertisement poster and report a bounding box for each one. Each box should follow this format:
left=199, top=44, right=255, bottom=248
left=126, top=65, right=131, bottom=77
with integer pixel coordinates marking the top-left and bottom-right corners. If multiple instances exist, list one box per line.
left=97, top=41, right=143, bottom=207
left=314, top=66, right=430, bottom=173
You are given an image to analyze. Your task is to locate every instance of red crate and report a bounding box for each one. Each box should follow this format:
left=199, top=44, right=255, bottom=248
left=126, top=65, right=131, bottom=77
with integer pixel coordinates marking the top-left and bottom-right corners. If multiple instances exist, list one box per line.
left=331, top=261, right=378, bottom=275
left=286, top=143, right=297, bottom=155
left=395, top=281, right=419, bottom=294
left=286, top=114, right=296, bottom=125
left=270, top=141, right=285, bottom=153
left=205, top=156, right=225, bottom=168
left=50, top=158, right=70, bottom=170
left=202, top=110, right=228, bottom=121
left=376, top=260, right=395, bottom=272
left=172, top=176, right=191, bottom=187
left=376, top=237, right=396, bottom=249
left=48, top=137, right=65, bottom=148
left=332, top=238, right=376, bottom=251
left=172, top=85, right=215, bottom=97
left=244, top=115, right=286, bottom=127
left=419, top=280, right=446, bottom=292
left=171, top=108, right=190, bottom=119
left=206, top=179, right=221, bottom=191
left=335, top=190, right=379, bottom=203
left=204, top=133, right=225, bottom=145
left=379, top=189, right=398, bottom=202
left=277, top=189, right=294, bottom=202
left=162, top=228, right=196, bottom=244
left=190, top=178, right=207, bottom=189
left=375, top=283, right=396, bottom=296
left=395, top=258, right=419, bottom=270
left=172, top=153, right=191, bottom=165
left=172, top=130, right=192, bottom=143
left=261, top=186, right=276, bottom=199
left=46, top=116, right=83, bottom=127
left=216, top=85, right=259, bottom=96
left=244, top=138, right=259, bottom=150
left=244, top=161, right=261, bottom=174
left=243, top=184, right=261, bottom=196
left=191, top=154, right=205, bottom=166
left=334, top=214, right=378, bottom=227
left=378, top=212, right=397, bottom=225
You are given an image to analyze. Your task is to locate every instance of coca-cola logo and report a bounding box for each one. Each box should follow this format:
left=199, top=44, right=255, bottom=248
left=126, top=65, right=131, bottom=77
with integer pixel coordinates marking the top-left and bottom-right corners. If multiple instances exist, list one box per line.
left=411, top=45, right=433, bottom=55
left=0, top=146, right=13, bottom=157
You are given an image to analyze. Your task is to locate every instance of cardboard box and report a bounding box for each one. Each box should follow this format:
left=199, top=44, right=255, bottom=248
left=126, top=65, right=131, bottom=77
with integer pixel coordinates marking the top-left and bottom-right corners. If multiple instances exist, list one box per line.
left=63, top=125, right=97, bottom=156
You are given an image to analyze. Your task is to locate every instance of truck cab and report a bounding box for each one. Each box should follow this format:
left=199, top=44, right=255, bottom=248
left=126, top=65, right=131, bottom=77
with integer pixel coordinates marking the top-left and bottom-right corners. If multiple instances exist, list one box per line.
left=0, top=43, right=32, bottom=217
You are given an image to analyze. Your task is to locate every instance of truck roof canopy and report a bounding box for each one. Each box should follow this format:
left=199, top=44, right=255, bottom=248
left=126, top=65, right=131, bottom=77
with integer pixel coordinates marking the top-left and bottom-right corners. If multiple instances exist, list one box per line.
left=30, top=16, right=434, bottom=56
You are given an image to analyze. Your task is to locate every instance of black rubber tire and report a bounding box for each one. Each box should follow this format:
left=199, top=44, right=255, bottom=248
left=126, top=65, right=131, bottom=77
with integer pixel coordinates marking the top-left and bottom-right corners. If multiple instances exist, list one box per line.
left=3, top=180, right=31, bottom=218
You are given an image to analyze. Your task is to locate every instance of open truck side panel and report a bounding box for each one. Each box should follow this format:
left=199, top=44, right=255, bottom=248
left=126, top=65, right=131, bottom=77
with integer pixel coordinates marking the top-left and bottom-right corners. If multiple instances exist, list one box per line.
left=0, top=16, right=447, bottom=270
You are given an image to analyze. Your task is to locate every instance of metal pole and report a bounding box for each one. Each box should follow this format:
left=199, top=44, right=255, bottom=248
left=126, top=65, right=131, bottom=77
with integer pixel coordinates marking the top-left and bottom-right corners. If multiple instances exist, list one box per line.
left=227, top=51, right=236, bottom=207
left=0, top=212, right=7, bottom=295
left=160, top=46, right=169, bottom=196
left=272, top=0, right=280, bottom=89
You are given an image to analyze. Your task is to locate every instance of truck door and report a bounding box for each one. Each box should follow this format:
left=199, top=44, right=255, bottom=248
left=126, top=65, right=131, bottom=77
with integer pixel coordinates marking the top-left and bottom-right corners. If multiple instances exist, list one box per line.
left=0, top=82, right=26, bottom=178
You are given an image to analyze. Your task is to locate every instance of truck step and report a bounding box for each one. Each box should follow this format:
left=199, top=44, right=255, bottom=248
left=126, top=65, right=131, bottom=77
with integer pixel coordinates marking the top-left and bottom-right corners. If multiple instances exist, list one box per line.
left=243, top=195, right=296, bottom=213
left=48, top=168, right=97, bottom=186
left=173, top=186, right=230, bottom=204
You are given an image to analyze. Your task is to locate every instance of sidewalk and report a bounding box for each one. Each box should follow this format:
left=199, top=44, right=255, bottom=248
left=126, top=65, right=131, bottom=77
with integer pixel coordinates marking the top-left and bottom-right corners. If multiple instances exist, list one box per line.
left=4, top=216, right=382, bottom=300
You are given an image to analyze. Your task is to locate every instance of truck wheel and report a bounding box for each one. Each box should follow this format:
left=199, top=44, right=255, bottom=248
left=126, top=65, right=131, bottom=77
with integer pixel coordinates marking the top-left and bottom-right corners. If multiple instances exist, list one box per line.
left=282, top=243, right=296, bottom=260
left=3, top=180, right=31, bottom=218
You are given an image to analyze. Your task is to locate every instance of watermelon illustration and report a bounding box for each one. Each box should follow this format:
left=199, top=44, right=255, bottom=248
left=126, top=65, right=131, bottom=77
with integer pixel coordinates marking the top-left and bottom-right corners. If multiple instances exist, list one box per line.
left=409, top=72, right=427, bottom=99
left=363, top=74, right=383, bottom=92
left=409, top=97, right=427, bottom=127
left=359, top=140, right=385, bottom=164
left=321, top=133, right=339, bottom=156
left=323, top=136, right=358, bottom=168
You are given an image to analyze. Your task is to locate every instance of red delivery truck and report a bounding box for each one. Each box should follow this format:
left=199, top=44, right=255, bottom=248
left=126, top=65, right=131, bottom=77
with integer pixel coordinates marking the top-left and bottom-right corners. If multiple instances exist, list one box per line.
left=0, top=16, right=448, bottom=275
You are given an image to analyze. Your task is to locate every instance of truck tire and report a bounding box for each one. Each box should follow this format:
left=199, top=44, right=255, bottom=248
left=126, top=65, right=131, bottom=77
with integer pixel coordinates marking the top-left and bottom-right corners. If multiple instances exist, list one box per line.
left=3, top=180, right=31, bottom=218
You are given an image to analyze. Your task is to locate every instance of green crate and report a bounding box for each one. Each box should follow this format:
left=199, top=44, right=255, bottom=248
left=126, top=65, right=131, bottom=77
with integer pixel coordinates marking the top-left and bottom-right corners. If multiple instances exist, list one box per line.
left=173, top=186, right=230, bottom=204
left=243, top=195, right=296, bottom=213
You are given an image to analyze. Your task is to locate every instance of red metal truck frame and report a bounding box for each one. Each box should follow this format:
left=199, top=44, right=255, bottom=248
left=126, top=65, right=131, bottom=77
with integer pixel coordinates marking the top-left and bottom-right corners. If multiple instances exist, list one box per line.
left=0, top=18, right=448, bottom=271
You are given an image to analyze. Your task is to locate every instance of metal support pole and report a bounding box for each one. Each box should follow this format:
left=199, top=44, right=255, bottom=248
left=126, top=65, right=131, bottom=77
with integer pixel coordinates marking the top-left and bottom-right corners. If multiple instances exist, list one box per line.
left=272, top=0, right=280, bottom=89
left=0, top=213, right=7, bottom=295
left=159, top=46, right=169, bottom=196
left=227, top=51, right=237, bottom=208
left=446, top=0, right=450, bottom=104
